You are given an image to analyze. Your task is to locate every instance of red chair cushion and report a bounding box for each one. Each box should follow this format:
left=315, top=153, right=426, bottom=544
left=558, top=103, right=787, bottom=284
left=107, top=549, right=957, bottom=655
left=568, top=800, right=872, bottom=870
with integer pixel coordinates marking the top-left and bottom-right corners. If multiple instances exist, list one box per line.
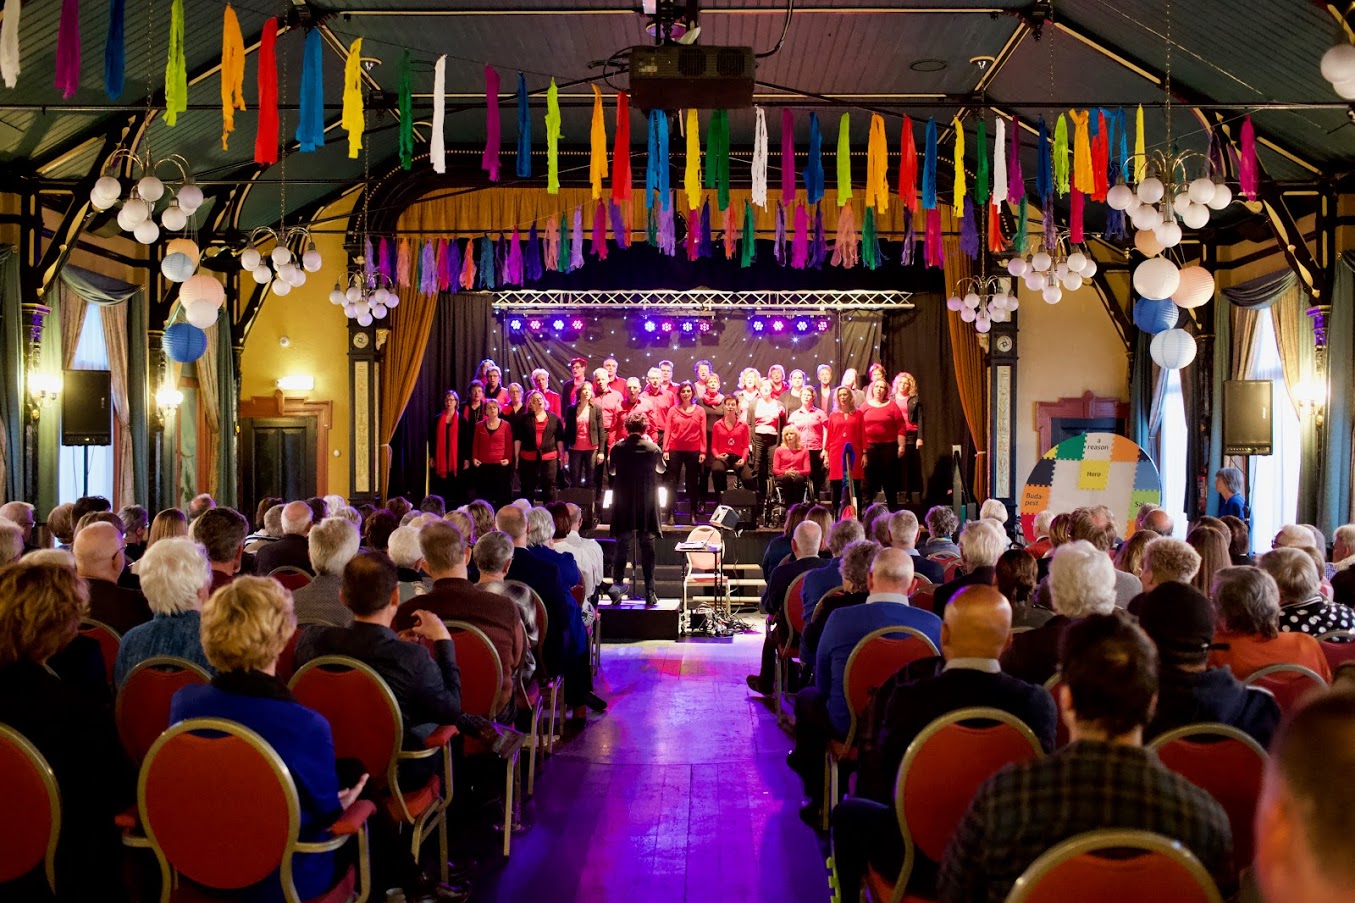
left=80, top=624, right=119, bottom=686
left=1322, top=641, right=1355, bottom=670
left=170, top=865, right=357, bottom=903
left=1154, top=737, right=1263, bottom=865
left=117, top=664, right=208, bottom=763
left=382, top=774, right=441, bottom=823
left=1016, top=850, right=1216, bottom=902
left=272, top=572, right=313, bottom=592
left=1251, top=672, right=1323, bottom=714
left=448, top=628, right=503, bottom=719
left=0, top=733, right=52, bottom=883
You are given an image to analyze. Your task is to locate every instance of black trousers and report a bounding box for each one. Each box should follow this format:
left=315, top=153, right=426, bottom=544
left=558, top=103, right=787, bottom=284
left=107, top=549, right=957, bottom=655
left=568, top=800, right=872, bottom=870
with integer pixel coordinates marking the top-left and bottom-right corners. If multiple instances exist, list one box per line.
left=831, top=798, right=909, bottom=901
left=710, top=454, right=754, bottom=494
left=864, top=442, right=900, bottom=509
left=807, top=451, right=827, bottom=501
left=428, top=471, right=461, bottom=508
left=474, top=463, right=511, bottom=509
left=749, top=435, right=778, bottom=517
left=776, top=473, right=808, bottom=505
left=519, top=457, right=559, bottom=504
left=900, top=436, right=923, bottom=500
left=611, top=529, right=657, bottom=591
left=830, top=478, right=861, bottom=515
left=568, top=449, right=601, bottom=489
left=790, top=685, right=843, bottom=804
left=666, top=450, right=703, bottom=520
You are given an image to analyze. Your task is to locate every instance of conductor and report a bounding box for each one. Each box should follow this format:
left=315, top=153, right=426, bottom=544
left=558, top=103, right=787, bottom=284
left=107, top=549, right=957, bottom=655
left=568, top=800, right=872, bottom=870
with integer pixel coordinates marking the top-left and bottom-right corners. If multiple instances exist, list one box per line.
left=607, top=412, right=666, bottom=606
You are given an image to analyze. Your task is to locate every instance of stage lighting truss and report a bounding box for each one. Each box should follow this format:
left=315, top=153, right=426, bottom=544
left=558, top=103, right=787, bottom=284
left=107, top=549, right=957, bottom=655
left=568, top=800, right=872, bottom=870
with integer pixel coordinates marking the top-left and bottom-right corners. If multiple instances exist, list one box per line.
left=487, top=289, right=914, bottom=311
left=504, top=312, right=593, bottom=344
left=747, top=314, right=834, bottom=343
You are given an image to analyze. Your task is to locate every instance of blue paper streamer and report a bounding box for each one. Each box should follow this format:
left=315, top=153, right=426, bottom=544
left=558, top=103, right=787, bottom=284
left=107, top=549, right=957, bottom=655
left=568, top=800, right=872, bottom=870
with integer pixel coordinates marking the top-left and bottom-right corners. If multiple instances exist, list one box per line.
left=515, top=72, right=531, bottom=178
left=1036, top=116, right=1052, bottom=201
left=296, top=29, right=326, bottom=152
left=646, top=111, right=670, bottom=210
left=446, top=239, right=463, bottom=288
left=959, top=197, right=979, bottom=259
left=810, top=205, right=826, bottom=269
left=105, top=0, right=125, bottom=99
left=922, top=117, right=937, bottom=210
left=478, top=235, right=496, bottom=290
left=803, top=113, right=824, bottom=204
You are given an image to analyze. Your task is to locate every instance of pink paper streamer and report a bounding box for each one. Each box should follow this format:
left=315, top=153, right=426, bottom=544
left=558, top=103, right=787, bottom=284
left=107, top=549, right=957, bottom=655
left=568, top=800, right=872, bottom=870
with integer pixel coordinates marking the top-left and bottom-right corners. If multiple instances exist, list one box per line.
left=831, top=204, right=859, bottom=269
left=396, top=239, right=411, bottom=287
left=780, top=109, right=796, bottom=201
left=55, top=0, right=81, bottom=98
left=505, top=230, right=524, bottom=285
left=544, top=216, right=559, bottom=272
left=419, top=241, right=438, bottom=295
left=1069, top=188, right=1085, bottom=244
left=1007, top=119, right=1023, bottom=204
left=924, top=208, right=943, bottom=269
left=436, top=239, right=451, bottom=292
left=482, top=66, right=501, bottom=181
left=774, top=204, right=786, bottom=265
left=1239, top=116, right=1257, bottom=201
left=570, top=208, right=584, bottom=271
left=378, top=238, right=392, bottom=281
left=791, top=203, right=809, bottom=269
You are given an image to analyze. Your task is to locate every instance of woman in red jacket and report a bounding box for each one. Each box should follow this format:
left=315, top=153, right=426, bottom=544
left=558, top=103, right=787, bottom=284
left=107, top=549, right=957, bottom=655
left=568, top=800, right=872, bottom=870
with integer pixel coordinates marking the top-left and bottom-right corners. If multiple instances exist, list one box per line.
left=772, top=426, right=810, bottom=505
left=471, top=399, right=514, bottom=508
left=825, top=386, right=865, bottom=516
left=515, top=390, right=566, bottom=504
left=662, top=382, right=706, bottom=524
left=861, top=378, right=908, bottom=509
left=709, top=395, right=754, bottom=496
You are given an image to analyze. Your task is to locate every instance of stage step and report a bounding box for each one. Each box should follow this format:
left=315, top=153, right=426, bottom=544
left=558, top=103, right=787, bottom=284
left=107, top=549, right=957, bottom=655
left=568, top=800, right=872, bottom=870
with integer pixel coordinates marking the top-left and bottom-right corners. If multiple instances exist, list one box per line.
left=598, top=596, right=681, bottom=641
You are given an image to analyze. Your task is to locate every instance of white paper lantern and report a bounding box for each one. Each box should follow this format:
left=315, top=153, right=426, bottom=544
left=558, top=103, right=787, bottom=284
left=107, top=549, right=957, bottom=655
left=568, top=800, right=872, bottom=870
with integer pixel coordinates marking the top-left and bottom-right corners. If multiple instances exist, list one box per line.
left=357, top=313, right=373, bottom=327
left=1150, top=328, right=1197, bottom=369
left=1180, top=203, right=1211, bottom=230
left=1155, top=220, right=1183, bottom=248
left=271, top=279, right=292, bottom=297
left=240, top=247, right=261, bottom=270
left=1131, top=204, right=1162, bottom=231
left=1205, top=182, right=1232, bottom=211
left=960, top=307, right=977, bottom=323
left=137, top=175, right=165, bottom=203
left=288, top=269, right=307, bottom=288
left=1334, top=76, right=1355, bottom=100
left=1107, top=182, right=1135, bottom=210
left=117, top=204, right=145, bottom=233
left=384, top=293, right=399, bottom=309
left=946, top=296, right=963, bottom=311
left=1062, top=273, right=1084, bottom=292
left=1134, top=228, right=1164, bottom=258
left=271, top=246, right=292, bottom=266
left=1042, top=284, right=1063, bottom=304
left=1321, top=43, right=1355, bottom=84
left=1031, top=251, right=1052, bottom=272
left=1055, top=262, right=1069, bottom=279
left=371, top=288, right=390, bottom=307
left=184, top=300, right=218, bottom=329
left=181, top=274, right=226, bottom=309
left=345, top=286, right=363, bottom=304
left=1136, top=176, right=1165, bottom=204
left=343, top=303, right=358, bottom=318
left=133, top=219, right=160, bottom=245
left=1187, top=178, right=1217, bottom=206
left=1173, top=192, right=1194, bottom=215
left=329, top=287, right=345, bottom=305
left=93, top=175, right=122, bottom=202
left=301, top=245, right=323, bottom=272
left=89, top=191, right=117, bottom=211
left=975, top=314, right=992, bottom=334
left=1007, top=257, right=1029, bottom=277
left=160, top=252, right=196, bottom=283
left=1133, top=257, right=1181, bottom=300
left=251, top=266, right=272, bottom=285
left=176, top=183, right=204, bottom=212
left=1024, top=272, right=1043, bottom=291
left=1007, top=296, right=1019, bottom=311
left=1171, top=265, right=1215, bottom=309
left=990, top=292, right=1009, bottom=310
left=166, top=237, right=200, bottom=266
left=160, top=204, right=188, bottom=233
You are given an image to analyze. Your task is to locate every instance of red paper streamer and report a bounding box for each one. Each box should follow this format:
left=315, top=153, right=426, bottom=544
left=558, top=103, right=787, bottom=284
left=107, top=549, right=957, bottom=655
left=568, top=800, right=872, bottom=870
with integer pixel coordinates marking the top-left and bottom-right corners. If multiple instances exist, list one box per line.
left=1091, top=112, right=1109, bottom=201
left=898, top=117, right=917, bottom=213
left=987, top=203, right=1006, bottom=254
left=612, top=91, right=631, bottom=200
left=1070, top=188, right=1085, bottom=243
left=482, top=66, right=501, bottom=181
left=1239, top=116, right=1258, bottom=201
left=253, top=19, right=279, bottom=165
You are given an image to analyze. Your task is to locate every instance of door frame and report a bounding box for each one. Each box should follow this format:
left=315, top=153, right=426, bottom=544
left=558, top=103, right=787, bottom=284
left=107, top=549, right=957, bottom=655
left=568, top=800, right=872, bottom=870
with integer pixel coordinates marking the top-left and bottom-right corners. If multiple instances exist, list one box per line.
left=238, top=391, right=333, bottom=499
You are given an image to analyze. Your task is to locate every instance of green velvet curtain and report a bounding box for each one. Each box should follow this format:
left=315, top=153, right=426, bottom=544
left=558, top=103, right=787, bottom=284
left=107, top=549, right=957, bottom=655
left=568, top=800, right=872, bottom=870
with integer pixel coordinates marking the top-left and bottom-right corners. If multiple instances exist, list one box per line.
left=1319, top=254, right=1355, bottom=536
left=0, top=247, right=21, bottom=503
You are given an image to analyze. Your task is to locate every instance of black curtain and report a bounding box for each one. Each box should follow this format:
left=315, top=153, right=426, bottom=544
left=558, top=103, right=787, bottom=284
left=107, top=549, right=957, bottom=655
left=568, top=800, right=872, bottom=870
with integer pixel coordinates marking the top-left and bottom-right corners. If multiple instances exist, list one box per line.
left=387, top=292, right=493, bottom=502
left=881, top=295, right=966, bottom=507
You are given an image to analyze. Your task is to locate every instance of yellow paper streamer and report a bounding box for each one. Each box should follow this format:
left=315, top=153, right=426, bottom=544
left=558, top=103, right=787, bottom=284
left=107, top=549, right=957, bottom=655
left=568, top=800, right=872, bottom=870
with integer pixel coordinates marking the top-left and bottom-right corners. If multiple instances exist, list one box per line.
left=684, top=108, right=702, bottom=211
left=836, top=113, right=853, bottom=206
left=545, top=78, right=561, bottom=194
left=220, top=5, right=245, bottom=151
left=953, top=117, right=966, bottom=215
left=864, top=113, right=889, bottom=214
left=1069, top=109, right=1093, bottom=193
left=589, top=85, right=608, bottom=199
left=341, top=38, right=363, bottom=159
left=164, top=0, right=187, bottom=126
left=1134, top=104, right=1146, bottom=182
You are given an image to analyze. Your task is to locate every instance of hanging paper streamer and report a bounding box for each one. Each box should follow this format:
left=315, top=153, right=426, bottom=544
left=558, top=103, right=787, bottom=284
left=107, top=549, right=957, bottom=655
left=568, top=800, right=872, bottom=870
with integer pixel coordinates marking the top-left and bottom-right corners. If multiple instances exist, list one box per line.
left=645, top=205, right=657, bottom=248
left=1014, top=197, right=1029, bottom=253
left=1069, top=110, right=1091, bottom=194
left=810, top=206, right=827, bottom=269
left=1, top=0, right=22, bottom=89
left=445, top=240, right=463, bottom=292
left=420, top=241, right=437, bottom=296
left=1008, top=118, right=1024, bottom=204
left=1239, top=116, right=1258, bottom=201
left=1091, top=111, right=1109, bottom=200
left=923, top=208, right=943, bottom=269
left=862, top=207, right=878, bottom=270
left=525, top=224, right=542, bottom=282
left=482, top=66, right=501, bottom=181
left=1115, top=107, right=1129, bottom=176
left=993, top=117, right=1008, bottom=204
left=164, top=0, right=187, bottom=125
left=1035, top=117, right=1051, bottom=201
left=434, top=239, right=450, bottom=292
left=922, top=118, right=938, bottom=210
left=791, top=203, right=809, bottom=269
left=959, top=198, right=979, bottom=259
left=1053, top=113, right=1069, bottom=196
left=1133, top=104, right=1146, bottom=182
left=836, top=113, right=853, bottom=205
left=511, top=73, right=530, bottom=178
left=609, top=201, right=628, bottom=249
left=751, top=107, right=769, bottom=208
left=832, top=203, right=859, bottom=268
left=804, top=113, right=824, bottom=204
left=612, top=92, right=631, bottom=200
left=739, top=200, right=756, bottom=267
left=900, top=208, right=915, bottom=267
left=645, top=110, right=670, bottom=210
left=220, top=6, right=245, bottom=150
left=253, top=19, right=279, bottom=165
left=570, top=208, right=584, bottom=271
left=699, top=200, right=712, bottom=259
left=542, top=78, right=560, bottom=193
left=864, top=113, right=889, bottom=213
left=396, top=239, right=411, bottom=288
left=296, top=29, right=324, bottom=151
left=899, top=117, right=917, bottom=212
left=588, top=85, right=608, bottom=199
left=721, top=206, right=736, bottom=259
left=478, top=236, right=497, bottom=290
left=686, top=209, right=701, bottom=261
left=773, top=203, right=786, bottom=265
left=364, top=238, right=375, bottom=281
left=780, top=110, right=797, bottom=202
left=460, top=240, right=477, bottom=289
left=54, top=0, right=80, bottom=98
left=105, top=0, right=125, bottom=98
left=709, top=110, right=731, bottom=210
left=987, top=198, right=1007, bottom=254
left=378, top=238, right=392, bottom=282
left=544, top=217, right=560, bottom=272
left=684, top=108, right=702, bottom=211
left=430, top=55, right=446, bottom=173
left=397, top=50, right=413, bottom=169
left=657, top=201, right=676, bottom=258
left=1043, top=194, right=1058, bottom=251
left=341, top=38, right=363, bottom=159
left=1070, top=188, right=1085, bottom=244
left=952, top=117, right=965, bottom=215
left=975, top=117, right=989, bottom=207
left=496, top=234, right=507, bottom=281
left=592, top=201, right=608, bottom=259
left=505, top=230, right=524, bottom=284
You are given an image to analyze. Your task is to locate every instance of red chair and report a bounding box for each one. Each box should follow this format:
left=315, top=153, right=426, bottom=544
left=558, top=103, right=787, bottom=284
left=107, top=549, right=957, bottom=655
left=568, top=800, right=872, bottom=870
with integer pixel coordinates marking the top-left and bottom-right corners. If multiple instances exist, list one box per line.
left=1242, top=663, right=1328, bottom=714
left=774, top=571, right=811, bottom=728
left=941, top=559, right=963, bottom=583
left=269, top=566, right=313, bottom=592
left=0, top=724, right=59, bottom=895
left=1044, top=673, right=1070, bottom=749
left=115, top=656, right=211, bottom=764
left=79, top=618, right=120, bottom=686
left=856, top=707, right=1044, bottom=903
left=289, top=656, right=455, bottom=881
left=1148, top=723, right=1267, bottom=866
left=1317, top=630, right=1355, bottom=670
left=133, top=717, right=376, bottom=903
left=275, top=628, right=304, bottom=684
left=570, top=583, right=602, bottom=676
left=823, top=626, right=939, bottom=830
left=1004, top=829, right=1224, bottom=903
left=509, top=579, right=560, bottom=795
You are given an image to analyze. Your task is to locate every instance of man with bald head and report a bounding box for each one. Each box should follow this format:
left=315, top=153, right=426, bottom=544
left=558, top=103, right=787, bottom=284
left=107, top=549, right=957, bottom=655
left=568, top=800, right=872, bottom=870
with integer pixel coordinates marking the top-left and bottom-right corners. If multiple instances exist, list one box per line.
left=747, top=520, right=829, bottom=696
left=0, top=500, right=36, bottom=550
left=830, top=584, right=1057, bottom=899
left=1141, top=507, right=1175, bottom=537
left=74, top=521, right=152, bottom=634
left=253, top=500, right=315, bottom=575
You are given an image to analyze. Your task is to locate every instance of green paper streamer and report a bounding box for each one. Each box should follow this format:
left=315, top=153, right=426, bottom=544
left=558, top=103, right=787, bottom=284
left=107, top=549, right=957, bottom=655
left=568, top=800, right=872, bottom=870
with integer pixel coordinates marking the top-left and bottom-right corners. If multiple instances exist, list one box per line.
left=836, top=113, right=853, bottom=205
left=704, top=110, right=730, bottom=211
left=164, top=0, right=187, bottom=125
left=740, top=200, right=755, bottom=267
left=398, top=50, right=413, bottom=170
left=558, top=218, right=571, bottom=271
left=1015, top=197, right=1028, bottom=251
left=862, top=207, right=878, bottom=270
left=1053, top=113, right=1069, bottom=196
left=975, top=117, right=990, bottom=206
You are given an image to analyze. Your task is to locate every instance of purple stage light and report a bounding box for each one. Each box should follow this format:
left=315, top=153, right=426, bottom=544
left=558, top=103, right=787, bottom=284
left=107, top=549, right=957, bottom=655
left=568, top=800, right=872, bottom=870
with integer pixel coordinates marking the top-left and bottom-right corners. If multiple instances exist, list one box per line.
left=815, top=318, right=831, bottom=333
left=698, top=320, right=713, bottom=334
left=527, top=318, right=543, bottom=332
left=570, top=318, right=585, bottom=331
left=771, top=318, right=785, bottom=333
left=660, top=319, right=674, bottom=333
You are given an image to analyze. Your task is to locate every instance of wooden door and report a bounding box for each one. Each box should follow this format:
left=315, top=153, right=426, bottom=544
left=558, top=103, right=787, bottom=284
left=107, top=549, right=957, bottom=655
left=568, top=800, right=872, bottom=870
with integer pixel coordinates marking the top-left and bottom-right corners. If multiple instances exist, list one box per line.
left=240, top=417, right=317, bottom=522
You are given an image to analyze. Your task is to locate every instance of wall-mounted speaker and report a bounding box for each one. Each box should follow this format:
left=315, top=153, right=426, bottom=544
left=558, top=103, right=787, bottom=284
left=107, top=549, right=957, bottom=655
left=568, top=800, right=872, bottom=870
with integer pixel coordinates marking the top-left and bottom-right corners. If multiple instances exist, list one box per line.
left=1223, top=380, right=1273, bottom=455
left=62, top=370, right=112, bottom=446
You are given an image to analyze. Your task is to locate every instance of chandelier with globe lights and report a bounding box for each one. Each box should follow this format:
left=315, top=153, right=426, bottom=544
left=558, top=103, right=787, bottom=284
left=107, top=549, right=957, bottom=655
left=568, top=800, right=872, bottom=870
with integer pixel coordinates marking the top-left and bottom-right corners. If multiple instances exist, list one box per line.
left=946, top=275, right=1018, bottom=334
left=237, top=226, right=323, bottom=296
left=88, top=150, right=204, bottom=245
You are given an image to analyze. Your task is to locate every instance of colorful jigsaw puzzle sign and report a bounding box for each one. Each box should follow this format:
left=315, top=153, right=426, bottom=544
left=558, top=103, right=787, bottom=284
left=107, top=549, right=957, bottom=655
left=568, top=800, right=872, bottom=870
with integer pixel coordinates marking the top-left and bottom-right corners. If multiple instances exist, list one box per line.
left=1019, top=432, right=1162, bottom=543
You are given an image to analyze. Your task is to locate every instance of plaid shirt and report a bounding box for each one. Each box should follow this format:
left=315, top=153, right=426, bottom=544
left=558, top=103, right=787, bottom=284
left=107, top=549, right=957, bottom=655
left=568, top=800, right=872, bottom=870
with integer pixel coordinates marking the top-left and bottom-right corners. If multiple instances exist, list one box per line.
left=938, top=741, right=1234, bottom=903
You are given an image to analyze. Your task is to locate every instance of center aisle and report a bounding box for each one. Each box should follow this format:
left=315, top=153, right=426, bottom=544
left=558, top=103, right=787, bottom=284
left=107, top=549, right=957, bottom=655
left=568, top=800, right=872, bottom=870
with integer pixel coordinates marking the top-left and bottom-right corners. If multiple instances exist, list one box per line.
left=472, top=629, right=829, bottom=902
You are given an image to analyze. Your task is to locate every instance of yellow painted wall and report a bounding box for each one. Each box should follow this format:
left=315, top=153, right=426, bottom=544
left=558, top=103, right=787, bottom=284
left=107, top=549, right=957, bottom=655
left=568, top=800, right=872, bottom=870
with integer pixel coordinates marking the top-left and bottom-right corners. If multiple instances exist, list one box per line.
left=239, top=192, right=357, bottom=498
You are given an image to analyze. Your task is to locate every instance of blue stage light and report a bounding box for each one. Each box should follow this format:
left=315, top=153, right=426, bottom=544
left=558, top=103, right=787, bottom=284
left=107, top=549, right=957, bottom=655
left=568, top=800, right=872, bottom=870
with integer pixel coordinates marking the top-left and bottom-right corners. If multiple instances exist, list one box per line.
left=795, top=318, right=811, bottom=333
left=681, top=320, right=695, bottom=333
left=552, top=318, right=566, bottom=331
left=643, top=319, right=657, bottom=334
left=508, top=317, right=524, bottom=331
left=751, top=318, right=765, bottom=333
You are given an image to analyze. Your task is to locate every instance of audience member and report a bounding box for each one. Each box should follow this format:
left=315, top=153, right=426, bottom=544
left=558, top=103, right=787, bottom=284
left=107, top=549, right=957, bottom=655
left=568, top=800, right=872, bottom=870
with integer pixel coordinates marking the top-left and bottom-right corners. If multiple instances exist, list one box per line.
left=253, top=500, right=315, bottom=575
left=939, top=611, right=1234, bottom=902
left=762, top=503, right=809, bottom=582
left=1301, top=524, right=1332, bottom=579
left=47, top=502, right=75, bottom=549
left=185, top=493, right=214, bottom=521
left=790, top=548, right=941, bottom=823
left=305, top=497, right=329, bottom=525
left=464, top=500, right=495, bottom=542
left=1034, top=506, right=1140, bottom=609
left=190, top=507, right=249, bottom=592
left=0, top=499, right=36, bottom=550
left=553, top=502, right=605, bottom=603
left=804, top=505, right=833, bottom=552
left=387, top=496, right=413, bottom=523
left=76, top=510, right=126, bottom=537
left=0, top=520, right=23, bottom=565
left=250, top=496, right=284, bottom=535
left=889, top=510, right=944, bottom=584
left=1209, top=566, right=1332, bottom=681
left=1141, top=507, right=1175, bottom=537
left=802, top=518, right=867, bottom=622
left=834, top=585, right=1056, bottom=899
left=1187, top=525, right=1231, bottom=597
left=800, top=539, right=877, bottom=667
left=996, top=548, right=1049, bottom=628
left=333, top=505, right=363, bottom=530
left=118, top=505, right=150, bottom=561
left=114, top=537, right=215, bottom=685
left=1025, top=510, right=1055, bottom=559
left=291, top=517, right=360, bottom=627
left=1136, top=580, right=1279, bottom=747
left=979, top=498, right=1009, bottom=533
left=526, top=506, right=582, bottom=601
left=1215, top=466, right=1247, bottom=519
left=1134, top=537, right=1202, bottom=599
left=147, top=508, right=188, bottom=548
left=72, top=495, right=112, bottom=527
left=419, top=494, right=447, bottom=518
left=1002, top=540, right=1118, bottom=685
left=1259, top=547, right=1355, bottom=635
left=387, top=525, right=432, bottom=601
left=1221, top=515, right=1252, bottom=565
left=932, top=520, right=1005, bottom=612
left=73, top=521, right=150, bottom=635
left=1331, top=523, right=1355, bottom=607
left=171, top=577, right=366, bottom=902
left=363, top=508, right=400, bottom=553
left=474, top=531, right=539, bottom=684
left=1112, top=530, right=1157, bottom=580
left=244, top=503, right=285, bottom=554
left=922, top=506, right=961, bottom=558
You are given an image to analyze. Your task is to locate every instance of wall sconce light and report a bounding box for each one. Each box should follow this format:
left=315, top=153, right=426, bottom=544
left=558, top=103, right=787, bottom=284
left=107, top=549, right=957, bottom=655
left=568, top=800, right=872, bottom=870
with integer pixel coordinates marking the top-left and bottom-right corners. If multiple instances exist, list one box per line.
left=27, top=370, right=61, bottom=407
left=1294, top=380, right=1326, bottom=427
left=156, top=384, right=184, bottom=413
left=277, top=375, right=315, bottom=392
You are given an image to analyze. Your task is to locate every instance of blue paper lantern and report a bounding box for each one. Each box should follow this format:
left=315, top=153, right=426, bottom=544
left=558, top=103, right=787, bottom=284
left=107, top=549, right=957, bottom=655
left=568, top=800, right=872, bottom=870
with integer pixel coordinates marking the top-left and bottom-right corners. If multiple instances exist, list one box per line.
left=163, top=323, right=208, bottom=363
left=1133, top=297, right=1179, bottom=335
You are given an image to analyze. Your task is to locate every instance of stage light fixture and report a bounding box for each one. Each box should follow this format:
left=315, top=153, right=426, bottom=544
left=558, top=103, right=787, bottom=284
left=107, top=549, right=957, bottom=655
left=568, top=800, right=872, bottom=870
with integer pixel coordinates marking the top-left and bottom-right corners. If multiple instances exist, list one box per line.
left=794, top=318, right=811, bottom=333
left=750, top=317, right=766, bottom=334
left=815, top=317, right=832, bottom=333
left=508, top=317, right=524, bottom=332
left=770, top=318, right=786, bottom=333
left=698, top=320, right=713, bottom=334
left=680, top=320, right=695, bottom=334
left=571, top=318, right=586, bottom=332
left=552, top=317, right=566, bottom=331
left=660, top=319, right=675, bottom=334
left=643, top=319, right=657, bottom=334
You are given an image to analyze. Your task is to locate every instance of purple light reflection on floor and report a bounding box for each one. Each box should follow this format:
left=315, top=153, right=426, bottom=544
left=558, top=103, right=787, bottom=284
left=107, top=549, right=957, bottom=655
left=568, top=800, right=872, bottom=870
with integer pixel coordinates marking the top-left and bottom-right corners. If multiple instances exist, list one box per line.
left=471, top=629, right=830, bottom=902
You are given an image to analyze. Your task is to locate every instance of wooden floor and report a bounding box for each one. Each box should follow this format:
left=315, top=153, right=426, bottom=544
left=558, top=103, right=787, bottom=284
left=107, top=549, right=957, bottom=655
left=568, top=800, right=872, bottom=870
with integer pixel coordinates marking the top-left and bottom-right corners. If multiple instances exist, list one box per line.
left=471, top=627, right=829, bottom=902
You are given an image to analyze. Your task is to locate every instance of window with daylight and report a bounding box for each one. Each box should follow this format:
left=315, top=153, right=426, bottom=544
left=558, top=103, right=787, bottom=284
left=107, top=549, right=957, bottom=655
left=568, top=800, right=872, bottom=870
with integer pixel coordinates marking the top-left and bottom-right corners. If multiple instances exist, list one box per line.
left=1156, top=368, right=1188, bottom=538
left=59, top=304, right=114, bottom=504
left=1246, top=307, right=1300, bottom=550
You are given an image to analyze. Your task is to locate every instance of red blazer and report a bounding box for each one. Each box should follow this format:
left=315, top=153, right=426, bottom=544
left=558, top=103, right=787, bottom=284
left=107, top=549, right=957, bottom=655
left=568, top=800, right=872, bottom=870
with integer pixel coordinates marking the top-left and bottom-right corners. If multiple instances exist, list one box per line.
left=826, top=410, right=866, bottom=480
left=710, top=418, right=750, bottom=460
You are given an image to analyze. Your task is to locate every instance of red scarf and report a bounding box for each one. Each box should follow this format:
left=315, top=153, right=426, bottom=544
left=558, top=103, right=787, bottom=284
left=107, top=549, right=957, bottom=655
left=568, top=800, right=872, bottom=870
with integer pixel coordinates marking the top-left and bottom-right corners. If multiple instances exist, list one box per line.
left=434, top=411, right=459, bottom=478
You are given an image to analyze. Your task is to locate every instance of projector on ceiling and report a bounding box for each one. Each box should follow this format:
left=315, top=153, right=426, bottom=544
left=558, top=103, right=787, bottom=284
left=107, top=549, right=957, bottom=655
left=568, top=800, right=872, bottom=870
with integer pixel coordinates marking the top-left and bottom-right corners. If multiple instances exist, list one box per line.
left=628, top=45, right=755, bottom=111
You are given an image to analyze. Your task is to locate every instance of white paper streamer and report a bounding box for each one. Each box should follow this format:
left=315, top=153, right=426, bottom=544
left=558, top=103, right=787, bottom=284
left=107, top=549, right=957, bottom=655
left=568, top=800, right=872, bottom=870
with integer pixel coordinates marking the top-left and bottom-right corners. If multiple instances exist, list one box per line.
left=750, top=106, right=768, bottom=208
left=1, top=0, right=21, bottom=89
left=993, top=116, right=1008, bottom=207
left=431, top=54, right=446, bottom=174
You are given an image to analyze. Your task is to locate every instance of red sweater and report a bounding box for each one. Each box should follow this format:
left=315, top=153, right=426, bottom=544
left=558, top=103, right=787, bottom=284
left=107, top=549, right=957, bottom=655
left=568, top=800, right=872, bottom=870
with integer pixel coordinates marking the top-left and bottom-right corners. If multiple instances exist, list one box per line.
left=861, top=402, right=907, bottom=444
left=473, top=420, right=513, bottom=464
left=663, top=404, right=705, bottom=453
left=773, top=446, right=810, bottom=477
left=826, top=410, right=866, bottom=480
left=710, top=418, right=750, bottom=460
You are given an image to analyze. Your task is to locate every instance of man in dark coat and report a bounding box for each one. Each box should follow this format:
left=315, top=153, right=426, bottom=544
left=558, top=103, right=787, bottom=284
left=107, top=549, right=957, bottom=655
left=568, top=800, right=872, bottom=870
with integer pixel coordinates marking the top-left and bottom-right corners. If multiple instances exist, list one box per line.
left=607, top=412, right=666, bottom=606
